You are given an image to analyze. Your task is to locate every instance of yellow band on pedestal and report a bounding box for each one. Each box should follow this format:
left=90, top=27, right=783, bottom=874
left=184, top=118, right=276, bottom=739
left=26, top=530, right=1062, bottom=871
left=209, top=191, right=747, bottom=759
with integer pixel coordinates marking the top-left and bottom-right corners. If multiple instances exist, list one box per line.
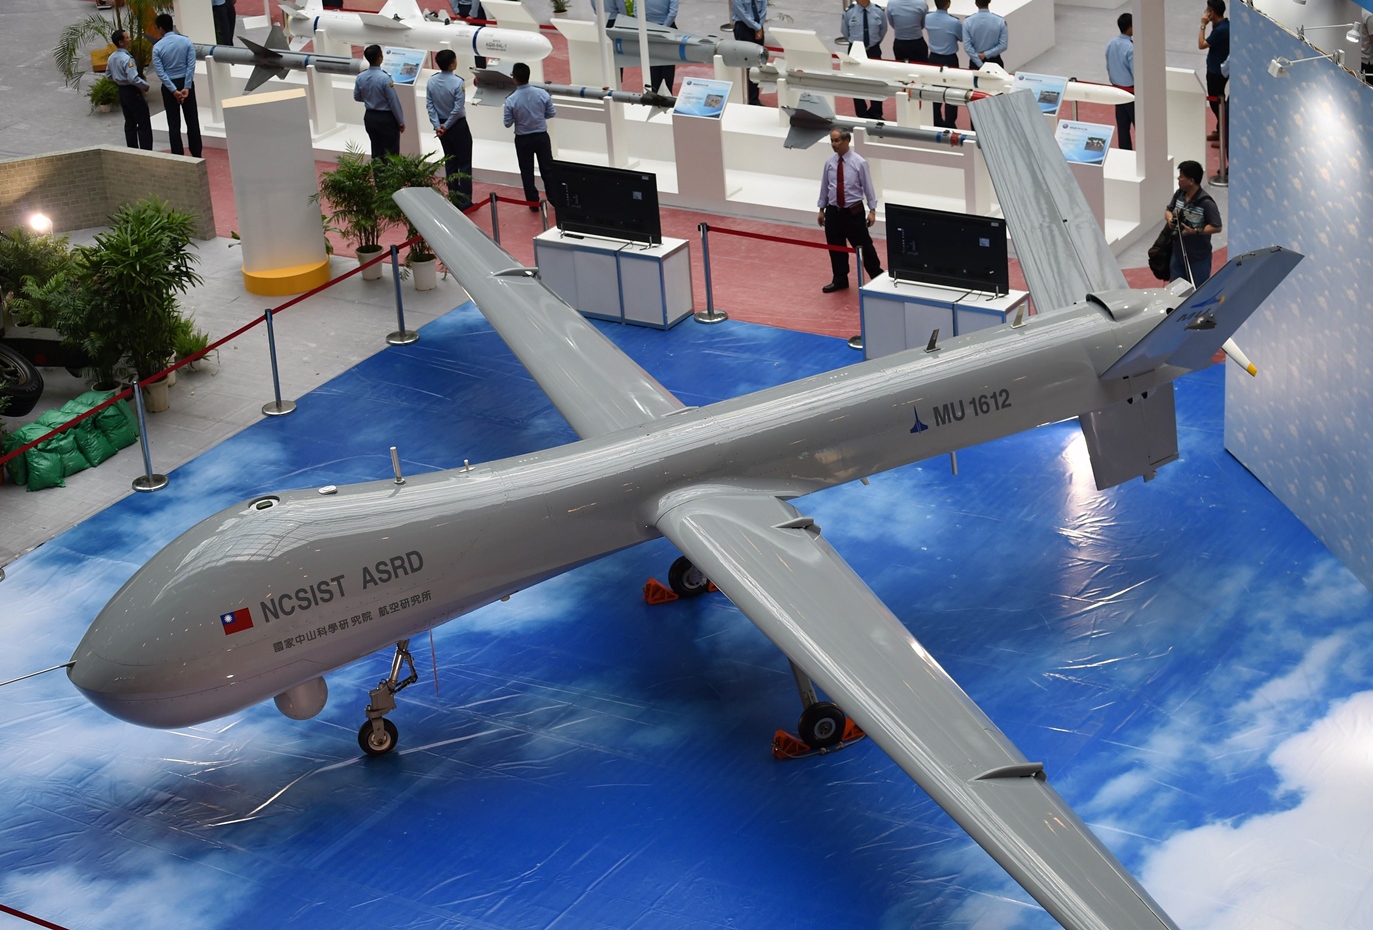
left=243, top=259, right=332, bottom=297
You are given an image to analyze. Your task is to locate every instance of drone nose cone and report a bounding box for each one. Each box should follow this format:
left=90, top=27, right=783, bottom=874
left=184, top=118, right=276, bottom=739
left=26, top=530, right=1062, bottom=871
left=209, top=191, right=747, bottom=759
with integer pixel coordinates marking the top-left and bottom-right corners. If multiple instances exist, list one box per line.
left=66, top=648, right=144, bottom=724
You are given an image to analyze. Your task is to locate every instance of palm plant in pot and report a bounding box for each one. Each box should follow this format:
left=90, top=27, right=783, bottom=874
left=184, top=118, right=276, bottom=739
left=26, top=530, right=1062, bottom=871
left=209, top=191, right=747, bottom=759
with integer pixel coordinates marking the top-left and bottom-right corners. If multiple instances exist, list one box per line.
left=313, top=145, right=387, bottom=280
left=53, top=0, right=169, bottom=89
left=57, top=198, right=202, bottom=412
left=374, top=151, right=446, bottom=290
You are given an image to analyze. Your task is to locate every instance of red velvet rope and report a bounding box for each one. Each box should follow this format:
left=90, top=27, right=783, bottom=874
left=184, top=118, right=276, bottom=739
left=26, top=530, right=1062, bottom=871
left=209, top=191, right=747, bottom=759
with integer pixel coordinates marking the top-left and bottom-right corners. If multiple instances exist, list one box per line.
left=705, top=224, right=856, bottom=254
left=0, top=903, right=73, bottom=930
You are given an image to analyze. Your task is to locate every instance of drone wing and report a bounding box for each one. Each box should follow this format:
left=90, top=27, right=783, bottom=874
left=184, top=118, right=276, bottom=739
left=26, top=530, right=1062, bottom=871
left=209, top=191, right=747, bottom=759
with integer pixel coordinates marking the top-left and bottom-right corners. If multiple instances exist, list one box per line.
left=392, top=189, right=686, bottom=438
left=656, top=487, right=1179, bottom=930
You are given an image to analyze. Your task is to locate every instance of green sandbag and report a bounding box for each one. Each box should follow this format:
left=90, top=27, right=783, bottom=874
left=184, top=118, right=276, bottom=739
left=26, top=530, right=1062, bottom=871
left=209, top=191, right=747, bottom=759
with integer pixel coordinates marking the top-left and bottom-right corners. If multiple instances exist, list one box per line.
left=12, top=423, right=64, bottom=491
left=91, top=396, right=139, bottom=450
left=31, top=411, right=88, bottom=478
left=44, top=404, right=118, bottom=467
left=2, top=431, right=28, bottom=488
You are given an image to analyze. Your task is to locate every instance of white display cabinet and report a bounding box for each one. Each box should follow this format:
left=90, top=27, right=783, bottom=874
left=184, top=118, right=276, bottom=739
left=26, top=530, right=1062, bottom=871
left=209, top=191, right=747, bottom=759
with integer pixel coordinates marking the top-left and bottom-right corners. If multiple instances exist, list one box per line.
left=860, top=274, right=1030, bottom=360
left=534, top=230, right=694, bottom=329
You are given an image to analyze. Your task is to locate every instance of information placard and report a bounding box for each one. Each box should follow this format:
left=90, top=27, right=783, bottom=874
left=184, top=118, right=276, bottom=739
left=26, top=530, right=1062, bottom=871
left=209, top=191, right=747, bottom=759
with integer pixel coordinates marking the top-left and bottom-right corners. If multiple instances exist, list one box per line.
left=1011, top=72, right=1068, bottom=116
left=672, top=77, right=732, bottom=118
left=1055, top=119, right=1114, bottom=165
left=382, top=47, right=426, bottom=85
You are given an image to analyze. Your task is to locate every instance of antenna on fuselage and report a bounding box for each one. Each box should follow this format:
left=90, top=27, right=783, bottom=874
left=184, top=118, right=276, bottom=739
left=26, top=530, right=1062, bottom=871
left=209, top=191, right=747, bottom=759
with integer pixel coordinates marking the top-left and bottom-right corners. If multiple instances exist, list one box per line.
left=0, top=662, right=75, bottom=689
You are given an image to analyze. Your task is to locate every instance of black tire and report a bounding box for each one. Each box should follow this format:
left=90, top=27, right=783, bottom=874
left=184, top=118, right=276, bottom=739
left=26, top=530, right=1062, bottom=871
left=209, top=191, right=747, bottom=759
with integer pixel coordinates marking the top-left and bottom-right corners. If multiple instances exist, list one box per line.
left=0, top=343, right=43, bottom=418
left=667, top=556, right=710, bottom=598
left=798, top=701, right=846, bottom=749
left=358, top=718, right=399, bottom=756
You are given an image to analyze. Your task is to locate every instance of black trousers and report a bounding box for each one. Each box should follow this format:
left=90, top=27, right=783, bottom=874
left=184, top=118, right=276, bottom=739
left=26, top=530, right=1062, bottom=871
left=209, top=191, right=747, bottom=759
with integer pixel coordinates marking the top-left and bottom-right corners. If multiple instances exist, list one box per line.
left=733, top=21, right=764, bottom=105
left=648, top=20, right=677, bottom=94
left=514, top=130, right=554, bottom=206
left=824, top=203, right=883, bottom=283
left=212, top=2, right=234, bottom=44
left=929, top=52, right=959, bottom=127
left=851, top=43, right=884, bottom=119
left=117, top=83, right=152, bottom=150
left=892, top=37, right=928, bottom=62
left=364, top=109, right=401, bottom=161
left=438, top=118, right=474, bottom=208
left=1115, top=100, right=1135, bottom=151
left=160, top=77, right=202, bottom=157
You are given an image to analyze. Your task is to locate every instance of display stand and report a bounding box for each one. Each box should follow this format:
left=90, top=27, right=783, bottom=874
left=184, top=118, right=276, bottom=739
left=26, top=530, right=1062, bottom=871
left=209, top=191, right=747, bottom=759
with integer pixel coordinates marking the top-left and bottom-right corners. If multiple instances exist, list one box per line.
left=222, top=89, right=331, bottom=296
left=860, top=274, right=1029, bottom=360
left=673, top=113, right=739, bottom=205
left=533, top=230, right=693, bottom=329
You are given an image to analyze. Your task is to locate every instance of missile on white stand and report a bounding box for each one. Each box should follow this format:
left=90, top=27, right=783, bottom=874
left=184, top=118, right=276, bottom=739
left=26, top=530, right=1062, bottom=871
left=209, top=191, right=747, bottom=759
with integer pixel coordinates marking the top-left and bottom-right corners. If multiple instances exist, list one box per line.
left=278, top=0, right=553, bottom=61
left=782, top=93, right=977, bottom=150
left=470, top=67, right=675, bottom=110
left=605, top=22, right=767, bottom=69
left=195, top=26, right=366, bottom=92
left=838, top=45, right=1135, bottom=105
left=753, top=64, right=992, bottom=108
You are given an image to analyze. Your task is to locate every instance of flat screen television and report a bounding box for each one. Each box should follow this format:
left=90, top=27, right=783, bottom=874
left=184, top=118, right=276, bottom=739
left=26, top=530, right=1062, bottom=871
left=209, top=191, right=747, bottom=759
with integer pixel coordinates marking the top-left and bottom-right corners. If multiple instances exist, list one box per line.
left=885, top=203, right=1009, bottom=295
left=550, top=161, right=662, bottom=246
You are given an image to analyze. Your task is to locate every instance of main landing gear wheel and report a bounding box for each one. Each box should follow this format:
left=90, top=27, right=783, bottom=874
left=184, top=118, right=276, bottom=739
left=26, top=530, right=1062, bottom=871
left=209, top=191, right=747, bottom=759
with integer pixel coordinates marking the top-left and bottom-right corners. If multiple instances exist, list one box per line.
left=798, top=701, right=846, bottom=749
left=668, top=556, right=710, bottom=598
left=358, top=718, right=399, bottom=756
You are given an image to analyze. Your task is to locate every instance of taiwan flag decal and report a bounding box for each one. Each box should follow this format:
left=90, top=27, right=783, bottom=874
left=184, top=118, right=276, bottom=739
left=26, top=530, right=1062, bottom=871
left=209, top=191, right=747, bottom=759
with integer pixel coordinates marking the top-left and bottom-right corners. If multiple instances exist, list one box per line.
left=220, top=608, right=254, bottom=635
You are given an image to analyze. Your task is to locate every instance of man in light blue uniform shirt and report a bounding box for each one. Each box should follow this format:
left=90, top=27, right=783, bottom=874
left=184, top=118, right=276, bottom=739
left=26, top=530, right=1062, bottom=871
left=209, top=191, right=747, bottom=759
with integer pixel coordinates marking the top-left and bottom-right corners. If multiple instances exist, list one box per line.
left=427, top=49, right=472, bottom=208
left=108, top=29, right=152, bottom=150
left=353, top=44, right=405, bottom=162
left=152, top=14, right=202, bottom=158
left=841, top=0, right=887, bottom=119
left=925, top=0, right=961, bottom=128
left=502, top=62, right=557, bottom=211
left=1105, top=13, right=1134, bottom=150
left=962, top=0, right=1007, bottom=69
left=600, top=0, right=624, bottom=27
left=731, top=0, right=767, bottom=105
left=887, top=0, right=928, bottom=63
left=644, top=0, right=680, bottom=94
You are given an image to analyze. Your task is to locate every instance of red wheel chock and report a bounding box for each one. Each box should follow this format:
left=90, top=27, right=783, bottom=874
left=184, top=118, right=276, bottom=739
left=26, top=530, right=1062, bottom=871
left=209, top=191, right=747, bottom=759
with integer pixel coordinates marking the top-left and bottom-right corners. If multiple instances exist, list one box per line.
left=771, top=718, right=867, bottom=760
left=642, top=578, right=679, bottom=604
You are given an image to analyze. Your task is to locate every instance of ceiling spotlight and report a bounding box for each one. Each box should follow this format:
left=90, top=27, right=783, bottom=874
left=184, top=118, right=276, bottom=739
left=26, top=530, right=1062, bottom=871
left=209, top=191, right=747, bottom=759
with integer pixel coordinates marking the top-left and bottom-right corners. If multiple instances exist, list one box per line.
left=1298, top=22, right=1360, bottom=43
left=1347, top=26, right=1363, bottom=44
left=29, top=213, right=52, bottom=235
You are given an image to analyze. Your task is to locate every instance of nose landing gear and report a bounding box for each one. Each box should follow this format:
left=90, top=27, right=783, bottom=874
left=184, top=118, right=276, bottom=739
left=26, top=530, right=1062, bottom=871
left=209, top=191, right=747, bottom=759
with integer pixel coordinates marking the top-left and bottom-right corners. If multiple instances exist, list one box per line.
left=358, top=639, right=419, bottom=756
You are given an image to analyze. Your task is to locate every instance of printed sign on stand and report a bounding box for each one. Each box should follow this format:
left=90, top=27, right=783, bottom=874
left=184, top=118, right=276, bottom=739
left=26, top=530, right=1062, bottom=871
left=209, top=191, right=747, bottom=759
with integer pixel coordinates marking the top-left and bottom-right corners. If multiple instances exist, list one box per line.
left=1011, top=72, right=1068, bottom=116
left=673, top=77, right=732, bottom=118
left=1055, top=120, right=1115, bottom=165
left=382, top=47, right=427, bottom=85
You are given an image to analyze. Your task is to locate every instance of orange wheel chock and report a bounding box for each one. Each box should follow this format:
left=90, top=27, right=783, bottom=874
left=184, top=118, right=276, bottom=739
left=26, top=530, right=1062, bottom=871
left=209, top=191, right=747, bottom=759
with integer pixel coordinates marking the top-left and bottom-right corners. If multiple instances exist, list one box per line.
left=642, top=578, right=679, bottom=604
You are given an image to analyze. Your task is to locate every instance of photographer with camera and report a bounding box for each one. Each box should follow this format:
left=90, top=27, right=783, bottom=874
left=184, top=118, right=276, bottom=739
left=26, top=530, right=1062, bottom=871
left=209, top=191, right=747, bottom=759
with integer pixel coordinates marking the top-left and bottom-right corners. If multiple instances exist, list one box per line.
left=1163, top=160, right=1222, bottom=286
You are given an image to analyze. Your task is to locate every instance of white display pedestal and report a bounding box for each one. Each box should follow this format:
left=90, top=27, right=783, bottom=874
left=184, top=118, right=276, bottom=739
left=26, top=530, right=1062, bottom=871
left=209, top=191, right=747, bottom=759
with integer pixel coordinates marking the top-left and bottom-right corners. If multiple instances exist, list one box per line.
left=534, top=230, right=694, bottom=329
left=860, top=274, right=1029, bottom=360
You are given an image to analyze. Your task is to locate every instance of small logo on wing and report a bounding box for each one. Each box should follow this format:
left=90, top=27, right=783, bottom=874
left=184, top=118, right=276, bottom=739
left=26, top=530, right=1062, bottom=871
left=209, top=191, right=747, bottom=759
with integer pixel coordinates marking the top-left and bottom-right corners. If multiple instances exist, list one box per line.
left=220, top=608, right=254, bottom=635
left=911, top=408, right=928, bottom=433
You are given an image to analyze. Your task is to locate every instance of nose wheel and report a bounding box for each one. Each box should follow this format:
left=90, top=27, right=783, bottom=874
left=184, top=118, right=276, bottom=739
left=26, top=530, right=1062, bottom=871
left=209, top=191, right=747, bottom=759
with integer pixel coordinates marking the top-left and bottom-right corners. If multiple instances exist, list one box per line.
left=358, top=640, right=418, bottom=757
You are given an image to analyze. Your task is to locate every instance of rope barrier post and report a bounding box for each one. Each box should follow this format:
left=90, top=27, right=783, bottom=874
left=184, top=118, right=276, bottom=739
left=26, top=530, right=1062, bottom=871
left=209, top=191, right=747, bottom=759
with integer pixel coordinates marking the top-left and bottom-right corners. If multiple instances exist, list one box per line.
left=489, top=192, right=501, bottom=245
left=693, top=222, right=728, bottom=324
left=1210, top=95, right=1229, bottom=187
left=261, top=308, right=298, bottom=417
left=848, top=247, right=864, bottom=350
left=539, top=199, right=550, bottom=232
left=130, top=380, right=169, bottom=492
left=387, top=244, right=419, bottom=346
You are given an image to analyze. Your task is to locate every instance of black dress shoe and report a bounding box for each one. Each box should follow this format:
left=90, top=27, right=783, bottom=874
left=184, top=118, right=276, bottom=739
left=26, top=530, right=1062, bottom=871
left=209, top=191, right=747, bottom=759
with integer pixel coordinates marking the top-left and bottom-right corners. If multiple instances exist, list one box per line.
left=822, top=280, right=849, bottom=293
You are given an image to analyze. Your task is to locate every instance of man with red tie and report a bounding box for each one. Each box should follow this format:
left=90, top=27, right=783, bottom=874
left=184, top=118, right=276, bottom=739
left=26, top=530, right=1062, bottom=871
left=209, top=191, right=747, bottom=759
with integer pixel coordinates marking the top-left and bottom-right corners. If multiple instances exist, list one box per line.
left=816, top=127, right=884, bottom=293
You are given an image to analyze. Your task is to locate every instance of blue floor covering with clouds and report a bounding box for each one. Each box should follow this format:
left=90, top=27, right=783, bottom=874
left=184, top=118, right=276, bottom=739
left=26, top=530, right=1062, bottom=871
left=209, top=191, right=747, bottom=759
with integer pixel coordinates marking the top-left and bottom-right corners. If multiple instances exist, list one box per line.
left=2, top=303, right=1370, bottom=930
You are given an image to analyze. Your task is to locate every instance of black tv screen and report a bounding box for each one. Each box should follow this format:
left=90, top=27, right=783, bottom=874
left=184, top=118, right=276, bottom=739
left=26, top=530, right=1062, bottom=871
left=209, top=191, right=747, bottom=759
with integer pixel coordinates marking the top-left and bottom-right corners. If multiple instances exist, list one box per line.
left=885, top=203, right=1009, bottom=294
left=550, top=161, right=662, bottom=246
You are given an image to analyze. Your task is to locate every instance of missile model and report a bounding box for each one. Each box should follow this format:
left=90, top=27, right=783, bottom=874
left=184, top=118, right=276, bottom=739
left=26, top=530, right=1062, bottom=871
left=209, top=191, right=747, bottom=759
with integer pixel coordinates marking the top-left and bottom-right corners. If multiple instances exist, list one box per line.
left=837, top=46, right=1135, bottom=105
left=196, top=25, right=366, bottom=92
left=279, top=0, right=553, bottom=62
left=469, top=67, right=676, bottom=110
left=782, top=92, right=977, bottom=150
left=752, top=63, right=996, bottom=106
left=605, top=22, right=767, bottom=69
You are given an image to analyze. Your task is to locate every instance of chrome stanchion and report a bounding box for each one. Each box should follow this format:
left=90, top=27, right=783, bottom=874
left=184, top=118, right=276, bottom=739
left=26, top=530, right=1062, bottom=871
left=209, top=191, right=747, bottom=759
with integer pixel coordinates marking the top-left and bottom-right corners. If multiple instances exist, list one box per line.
left=539, top=200, right=550, bottom=232
left=1210, top=96, right=1229, bottom=187
left=131, top=380, right=169, bottom=492
left=693, top=222, right=728, bottom=324
left=261, top=308, right=297, bottom=416
left=848, top=248, right=864, bottom=350
left=387, top=244, right=419, bottom=346
left=489, top=192, right=501, bottom=244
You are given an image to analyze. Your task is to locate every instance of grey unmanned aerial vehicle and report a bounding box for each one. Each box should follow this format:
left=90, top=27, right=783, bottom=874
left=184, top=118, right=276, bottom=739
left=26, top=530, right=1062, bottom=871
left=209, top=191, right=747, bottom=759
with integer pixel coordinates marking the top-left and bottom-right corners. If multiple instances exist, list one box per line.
left=68, top=92, right=1300, bottom=930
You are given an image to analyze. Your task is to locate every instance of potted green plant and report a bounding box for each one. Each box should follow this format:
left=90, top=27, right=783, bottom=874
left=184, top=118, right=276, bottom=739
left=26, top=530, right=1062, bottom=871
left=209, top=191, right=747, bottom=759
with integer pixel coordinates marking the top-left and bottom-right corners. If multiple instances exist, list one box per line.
left=313, top=144, right=388, bottom=280
left=57, top=198, right=202, bottom=412
left=551, top=0, right=570, bottom=15
left=374, top=151, right=446, bottom=290
left=87, top=76, right=119, bottom=114
left=171, top=314, right=212, bottom=370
